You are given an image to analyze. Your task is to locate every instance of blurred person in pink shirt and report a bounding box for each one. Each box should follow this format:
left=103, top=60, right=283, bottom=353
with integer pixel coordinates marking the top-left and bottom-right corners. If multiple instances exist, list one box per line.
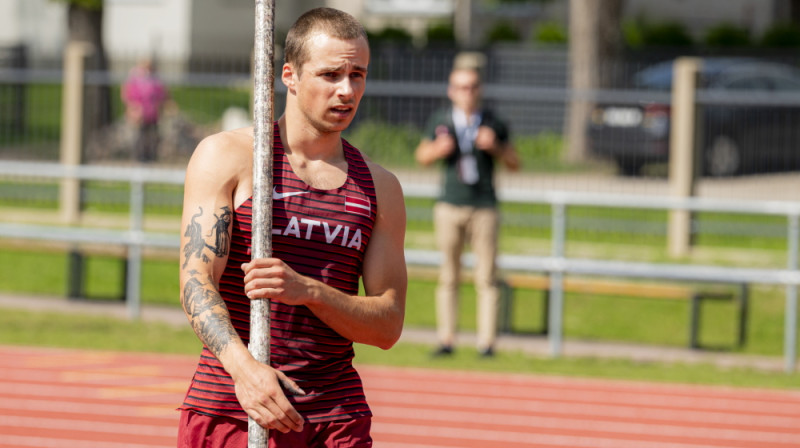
left=122, top=58, right=168, bottom=162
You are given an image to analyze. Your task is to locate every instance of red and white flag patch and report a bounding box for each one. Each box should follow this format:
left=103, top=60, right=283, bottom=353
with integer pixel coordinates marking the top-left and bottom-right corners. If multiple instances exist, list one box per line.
left=344, top=196, right=371, bottom=217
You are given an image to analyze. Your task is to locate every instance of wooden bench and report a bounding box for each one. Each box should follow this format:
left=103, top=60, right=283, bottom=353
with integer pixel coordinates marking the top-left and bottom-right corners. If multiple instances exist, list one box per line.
left=407, top=267, right=748, bottom=349
left=499, top=273, right=749, bottom=349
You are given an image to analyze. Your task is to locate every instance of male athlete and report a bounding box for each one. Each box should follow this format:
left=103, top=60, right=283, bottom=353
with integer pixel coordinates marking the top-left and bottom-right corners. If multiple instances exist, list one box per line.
left=177, top=8, right=407, bottom=447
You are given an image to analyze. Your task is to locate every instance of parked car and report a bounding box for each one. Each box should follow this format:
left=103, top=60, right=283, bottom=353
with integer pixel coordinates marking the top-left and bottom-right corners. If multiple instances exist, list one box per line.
left=587, top=57, right=800, bottom=176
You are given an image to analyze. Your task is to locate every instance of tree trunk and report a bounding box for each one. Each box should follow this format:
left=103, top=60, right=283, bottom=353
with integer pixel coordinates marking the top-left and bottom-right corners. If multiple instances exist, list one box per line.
left=454, top=0, right=477, bottom=49
left=67, top=3, right=112, bottom=146
left=790, top=0, right=800, bottom=22
left=597, top=0, right=624, bottom=88
left=564, top=0, right=623, bottom=163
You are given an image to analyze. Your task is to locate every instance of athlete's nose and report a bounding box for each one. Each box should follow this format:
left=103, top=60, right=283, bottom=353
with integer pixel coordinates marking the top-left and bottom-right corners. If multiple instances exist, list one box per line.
left=337, top=78, right=354, bottom=100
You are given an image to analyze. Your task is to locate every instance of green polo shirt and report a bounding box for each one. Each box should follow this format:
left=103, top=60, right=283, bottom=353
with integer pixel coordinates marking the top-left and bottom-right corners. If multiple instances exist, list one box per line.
left=423, top=107, right=510, bottom=207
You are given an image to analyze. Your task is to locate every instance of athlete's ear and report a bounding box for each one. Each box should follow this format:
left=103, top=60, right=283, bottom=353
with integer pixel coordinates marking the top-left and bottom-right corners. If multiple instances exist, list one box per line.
left=282, top=63, right=296, bottom=91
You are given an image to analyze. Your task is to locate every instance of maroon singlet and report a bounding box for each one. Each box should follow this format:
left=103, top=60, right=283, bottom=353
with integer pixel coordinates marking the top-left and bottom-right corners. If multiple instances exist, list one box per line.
left=180, top=124, right=377, bottom=423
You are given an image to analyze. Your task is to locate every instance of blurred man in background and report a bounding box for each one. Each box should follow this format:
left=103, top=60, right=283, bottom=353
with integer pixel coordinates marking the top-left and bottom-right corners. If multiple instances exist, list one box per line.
left=415, top=52, right=520, bottom=358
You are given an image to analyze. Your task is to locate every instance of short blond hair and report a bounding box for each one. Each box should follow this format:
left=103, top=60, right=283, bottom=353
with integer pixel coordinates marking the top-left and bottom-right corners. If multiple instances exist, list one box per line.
left=284, top=8, right=368, bottom=73
left=452, top=52, right=486, bottom=71
left=451, top=51, right=486, bottom=82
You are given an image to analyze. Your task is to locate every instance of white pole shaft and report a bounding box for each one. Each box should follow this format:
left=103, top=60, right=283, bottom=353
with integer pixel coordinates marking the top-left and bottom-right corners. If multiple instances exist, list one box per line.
left=249, top=0, right=275, bottom=446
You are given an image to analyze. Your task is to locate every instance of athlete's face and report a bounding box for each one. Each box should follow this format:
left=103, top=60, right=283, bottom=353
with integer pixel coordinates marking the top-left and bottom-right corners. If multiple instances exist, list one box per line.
left=448, top=68, right=482, bottom=114
left=283, top=33, right=369, bottom=134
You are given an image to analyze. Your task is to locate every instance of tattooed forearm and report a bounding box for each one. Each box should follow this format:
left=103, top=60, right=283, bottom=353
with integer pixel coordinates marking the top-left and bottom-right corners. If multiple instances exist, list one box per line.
left=182, top=206, right=232, bottom=268
left=180, top=205, right=237, bottom=356
left=182, top=273, right=240, bottom=358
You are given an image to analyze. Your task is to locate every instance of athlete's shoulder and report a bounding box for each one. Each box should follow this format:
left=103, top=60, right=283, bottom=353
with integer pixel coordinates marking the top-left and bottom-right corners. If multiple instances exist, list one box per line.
left=339, top=139, right=400, bottom=192
left=198, top=127, right=253, bottom=155
left=186, top=127, right=254, bottom=184
left=365, top=159, right=404, bottom=202
left=193, top=127, right=252, bottom=161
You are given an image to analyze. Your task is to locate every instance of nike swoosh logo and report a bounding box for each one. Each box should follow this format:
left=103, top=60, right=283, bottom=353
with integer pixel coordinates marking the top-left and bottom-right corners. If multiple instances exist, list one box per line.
left=272, top=187, right=310, bottom=200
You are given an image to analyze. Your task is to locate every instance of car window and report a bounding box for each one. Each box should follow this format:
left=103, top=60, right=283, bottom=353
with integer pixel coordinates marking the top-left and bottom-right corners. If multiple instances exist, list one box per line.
left=771, top=75, right=800, bottom=91
left=723, top=77, right=772, bottom=91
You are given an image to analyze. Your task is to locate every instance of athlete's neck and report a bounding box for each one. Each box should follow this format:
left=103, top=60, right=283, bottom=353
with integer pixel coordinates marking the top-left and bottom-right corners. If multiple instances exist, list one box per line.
left=277, top=116, right=347, bottom=190
left=277, top=115, right=343, bottom=163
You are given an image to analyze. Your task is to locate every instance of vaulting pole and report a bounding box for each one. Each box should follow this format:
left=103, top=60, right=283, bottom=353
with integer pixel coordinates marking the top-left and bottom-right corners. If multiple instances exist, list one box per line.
left=250, top=0, right=275, bottom=446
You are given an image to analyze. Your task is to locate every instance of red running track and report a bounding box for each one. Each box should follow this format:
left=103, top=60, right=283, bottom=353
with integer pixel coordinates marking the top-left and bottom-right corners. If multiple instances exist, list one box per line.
left=1, top=345, right=799, bottom=448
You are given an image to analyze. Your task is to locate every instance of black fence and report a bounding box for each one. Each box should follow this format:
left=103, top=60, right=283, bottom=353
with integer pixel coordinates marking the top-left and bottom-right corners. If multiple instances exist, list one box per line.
left=0, top=44, right=27, bottom=136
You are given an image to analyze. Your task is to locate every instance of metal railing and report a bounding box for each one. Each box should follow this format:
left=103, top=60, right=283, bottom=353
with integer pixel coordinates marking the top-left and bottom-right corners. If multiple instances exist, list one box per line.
left=1, top=161, right=800, bottom=372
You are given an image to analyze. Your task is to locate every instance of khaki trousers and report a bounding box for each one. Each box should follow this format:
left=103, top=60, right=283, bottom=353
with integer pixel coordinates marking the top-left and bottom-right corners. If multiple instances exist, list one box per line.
left=433, top=202, right=500, bottom=351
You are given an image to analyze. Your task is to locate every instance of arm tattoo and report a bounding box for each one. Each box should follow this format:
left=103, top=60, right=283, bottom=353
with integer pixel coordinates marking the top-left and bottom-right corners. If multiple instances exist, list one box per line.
left=183, top=208, right=207, bottom=268
left=182, top=270, right=240, bottom=357
left=180, top=206, right=237, bottom=355
left=182, top=206, right=232, bottom=268
left=207, top=207, right=232, bottom=257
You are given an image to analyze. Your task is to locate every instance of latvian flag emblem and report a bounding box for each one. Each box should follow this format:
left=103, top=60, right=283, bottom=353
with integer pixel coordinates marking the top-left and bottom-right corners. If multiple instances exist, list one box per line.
left=345, top=196, right=371, bottom=217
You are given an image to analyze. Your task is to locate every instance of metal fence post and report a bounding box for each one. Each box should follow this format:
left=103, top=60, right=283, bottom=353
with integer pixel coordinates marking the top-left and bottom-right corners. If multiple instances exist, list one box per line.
left=786, top=213, right=799, bottom=373
left=59, top=42, right=92, bottom=225
left=668, top=57, right=702, bottom=258
left=549, top=200, right=566, bottom=357
left=60, top=42, right=94, bottom=301
left=125, top=177, right=145, bottom=320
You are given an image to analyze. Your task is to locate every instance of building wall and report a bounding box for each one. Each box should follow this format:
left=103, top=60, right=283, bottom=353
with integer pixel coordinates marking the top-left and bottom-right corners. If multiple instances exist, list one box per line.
left=188, top=0, right=252, bottom=60
left=0, top=0, right=66, bottom=63
left=0, top=1, right=21, bottom=45
left=105, top=0, right=192, bottom=62
left=0, top=0, right=792, bottom=68
left=623, top=0, right=778, bottom=38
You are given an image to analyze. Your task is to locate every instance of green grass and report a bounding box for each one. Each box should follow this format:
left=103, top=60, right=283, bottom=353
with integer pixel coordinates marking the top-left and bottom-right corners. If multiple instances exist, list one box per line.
left=1, top=305, right=797, bottom=390
left=1, top=246, right=798, bottom=389
left=0, top=247, right=793, bottom=358
left=170, top=85, right=252, bottom=125
left=0, top=307, right=200, bottom=354
left=0, top=180, right=185, bottom=215
left=0, top=249, right=179, bottom=304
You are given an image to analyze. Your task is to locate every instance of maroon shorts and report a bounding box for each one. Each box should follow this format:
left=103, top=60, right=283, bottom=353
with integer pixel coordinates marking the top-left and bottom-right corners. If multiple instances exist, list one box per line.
left=177, top=410, right=373, bottom=448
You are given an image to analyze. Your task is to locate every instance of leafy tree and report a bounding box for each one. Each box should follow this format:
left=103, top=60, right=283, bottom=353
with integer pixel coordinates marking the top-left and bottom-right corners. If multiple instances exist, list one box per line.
left=426, top=23, right=456, bottom=46
left=761, top=23, right=800, bottom=48
left=704, top=23, right=751, bottom=48
left=640, top=22, right=693, bottom=47
left=621, top=20, right=644, bottom=49
left=368, top=27, right=414, bottom=46
left=485, top=21, right=521, bottom=44
left=534, top=22, right=567, bottom=45
left=53, top=0, right=101, bottom=7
